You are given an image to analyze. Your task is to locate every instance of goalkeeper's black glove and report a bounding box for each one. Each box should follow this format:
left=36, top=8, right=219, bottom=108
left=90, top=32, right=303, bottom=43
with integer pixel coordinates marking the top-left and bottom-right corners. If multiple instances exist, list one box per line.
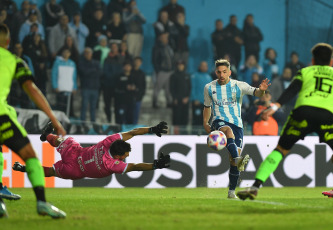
left=149, top=121, right=168, bottom=137
left=153, top=152, right=170, bottom=169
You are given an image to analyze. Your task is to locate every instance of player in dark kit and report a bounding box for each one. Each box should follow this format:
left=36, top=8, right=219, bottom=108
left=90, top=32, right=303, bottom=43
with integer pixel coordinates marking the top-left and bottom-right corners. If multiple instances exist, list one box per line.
left=237, top=43, right=333, bottom=200
left=0, top=23, right=66, bottom=218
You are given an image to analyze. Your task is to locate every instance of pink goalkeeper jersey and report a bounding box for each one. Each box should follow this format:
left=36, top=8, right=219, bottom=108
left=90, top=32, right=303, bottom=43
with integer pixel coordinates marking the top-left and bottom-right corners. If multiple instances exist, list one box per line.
left=59, top=133, right=128, bottom=178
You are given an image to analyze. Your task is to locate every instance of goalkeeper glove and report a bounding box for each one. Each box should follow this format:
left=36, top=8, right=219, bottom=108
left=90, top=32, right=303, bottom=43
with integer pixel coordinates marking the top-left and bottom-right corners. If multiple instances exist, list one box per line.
left=149, top=121, right=168, bottom=137
left=153, top=152, right=170, bottom=169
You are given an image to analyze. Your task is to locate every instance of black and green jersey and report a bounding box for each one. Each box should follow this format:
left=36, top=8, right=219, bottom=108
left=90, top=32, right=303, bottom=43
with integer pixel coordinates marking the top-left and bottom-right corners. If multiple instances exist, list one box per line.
left=294, top=65, right=333, bottom=113
left=0, top=47, right=34, bottom=116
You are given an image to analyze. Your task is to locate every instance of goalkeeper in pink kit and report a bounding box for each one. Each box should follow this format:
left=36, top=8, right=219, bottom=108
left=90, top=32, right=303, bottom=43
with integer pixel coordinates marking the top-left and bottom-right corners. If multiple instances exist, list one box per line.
left=13, top=121, right=170, bottom=179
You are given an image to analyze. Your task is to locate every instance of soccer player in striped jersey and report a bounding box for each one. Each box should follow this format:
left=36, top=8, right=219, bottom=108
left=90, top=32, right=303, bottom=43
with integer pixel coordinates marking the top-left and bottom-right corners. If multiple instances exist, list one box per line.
left=203, top=59, right=270, bottom=199
left=237, top=43, right=333, bottom=200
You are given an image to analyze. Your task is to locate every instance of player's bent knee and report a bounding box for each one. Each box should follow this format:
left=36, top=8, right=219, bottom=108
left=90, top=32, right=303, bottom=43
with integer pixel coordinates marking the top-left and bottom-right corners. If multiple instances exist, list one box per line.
left=17, top=143, right=38, bottom=161
left=219, top=126, right=234, bottom=139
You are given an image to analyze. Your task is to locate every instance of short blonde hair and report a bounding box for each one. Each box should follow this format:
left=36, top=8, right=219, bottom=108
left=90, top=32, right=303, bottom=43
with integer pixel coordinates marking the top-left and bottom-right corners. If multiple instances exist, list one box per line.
left=215, top=59, right=230, bottom=69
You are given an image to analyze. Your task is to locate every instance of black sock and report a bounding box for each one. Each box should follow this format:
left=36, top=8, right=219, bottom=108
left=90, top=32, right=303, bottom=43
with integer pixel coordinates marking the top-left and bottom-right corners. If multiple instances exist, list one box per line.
left=0, top=182, right=3, bottom=189
left=33, top=186, right=46, bottom=202
left=0, top=197, right=3, bottom=202
left=253, top=179, right=263, bottom=188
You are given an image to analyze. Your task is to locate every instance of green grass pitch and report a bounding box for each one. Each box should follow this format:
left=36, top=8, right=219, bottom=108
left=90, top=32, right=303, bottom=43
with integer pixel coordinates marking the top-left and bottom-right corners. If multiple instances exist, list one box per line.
left=1, top=187, right=333, bottom=230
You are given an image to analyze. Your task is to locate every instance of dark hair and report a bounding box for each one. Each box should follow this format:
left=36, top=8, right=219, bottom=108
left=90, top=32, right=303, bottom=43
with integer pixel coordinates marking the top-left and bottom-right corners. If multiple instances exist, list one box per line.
left=290, top=51, right=299, bottom=57
left=265, top=48, right=277, bottom=59
left=134, top=56, right=142, bottom=61
left=215, top=59, right=230, bottom=69
left=311, top=43, right=333, bottom=65
left=0, top=23, right=9, bottom=36
left=109, top=140, right=131, bottom=156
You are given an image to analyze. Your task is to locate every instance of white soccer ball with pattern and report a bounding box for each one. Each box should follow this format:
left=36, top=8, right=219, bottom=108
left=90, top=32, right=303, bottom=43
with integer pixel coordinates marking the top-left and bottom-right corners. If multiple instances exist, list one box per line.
left=207, top=130, right=227, bottom=151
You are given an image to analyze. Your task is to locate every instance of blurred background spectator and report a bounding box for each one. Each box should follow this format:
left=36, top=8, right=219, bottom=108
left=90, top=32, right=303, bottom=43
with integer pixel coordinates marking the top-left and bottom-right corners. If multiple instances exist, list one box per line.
left=160, top=0, right=185, bottom=24
left=69, top=12, right=89, bottom=54
left=224, top=15, right=243, bottom=68
left=59, top=0, right=80, bottom=21
left=123, top=0, right=145, bottom=58
left=239, top=55, right=262, bottom=84
left=132, top=57, right=146, bottom=124
left=242, top=14, right=263, bottom=62
left=211, top=19, right=226, bottom=60
left=263, top=47, right=279, bottom=81
left=285, top=51, right=305, bottom=77
left=43, top=0, right=64, bottom=30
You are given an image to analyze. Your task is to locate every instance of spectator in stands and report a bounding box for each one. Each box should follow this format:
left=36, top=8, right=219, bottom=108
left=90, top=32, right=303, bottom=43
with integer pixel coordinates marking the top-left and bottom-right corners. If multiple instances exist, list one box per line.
left=123, top=0, right=146, bottom=58
left=263, top=47, right=279, bottom=81
left=51, top=48, right=77, bottom=116
left=223, top=53, right=238, bottom=80
left=82, top=0, right=107, bottom=24
left=153, top=10, right=177, bottom=47
left=190, top=61, right=212, bottom=126
left=0, top=0, right=17, bottom=24
left=106, top=12, right=127, bottom=44
left=114, top=61, right=136, bottom=124
left=152, top=32, right=174, bottom=109
left=132, top=57, right=146, bottom=124
left=10, top=42, right=35, bottom=109
left=246, top=90, right=284, bottom=135
left=69, top=12, right=89, bottom=54
left=79, top=47, right=102, bottom=122
left=173, top=12, right=190, bottom=66
left=48, top=14, right=77, bottom=59
left=102, top=42, right=123, bottom=122
left=170, top=60, right=191, bottom=126
left=120, top=41, right=133, bottom=63
left=22, top=33, right=48, bottom=96
left=211, top=19, right=226, bottom=60
left=107, top=0, right=126, bottom=20
left=270, top=67, right=295, bottom=117
left=242, top=14, right=263, bottom=62
left=10, top=0, right=30, bottom=45
left=29, top=0, right=42, bottom=23
left=43, top=0, right=65, bottom=29
left=160, top=0, right=185, bottom=24
left=59, top=0, right=80, bottom=21
left=224, top=15, right=243, bottom=68
left=85, top=8, right=107, bottom=48
left=18, top=9, right=45, bottom=43
left=93, top=35, right=110, bottom=68
left=57, top=35, right=80, bottom=66
left=239, top=55, right=263, bottom=84
left=0, top=8, right=6, bottom=24
left=285, top=51, right=305, bottom=77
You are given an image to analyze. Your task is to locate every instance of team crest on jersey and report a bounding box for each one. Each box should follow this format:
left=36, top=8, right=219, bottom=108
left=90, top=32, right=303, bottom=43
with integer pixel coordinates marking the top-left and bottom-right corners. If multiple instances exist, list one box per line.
left=231, top=87, right=237, bottom=93
left=219, top=121, right=225, bottom=126
left=115, top=161, right=120, bottom=165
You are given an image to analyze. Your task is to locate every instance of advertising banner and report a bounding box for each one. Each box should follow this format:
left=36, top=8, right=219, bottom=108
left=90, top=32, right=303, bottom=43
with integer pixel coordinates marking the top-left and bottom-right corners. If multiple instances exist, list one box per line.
left=2, top=135, right=333, bottom=188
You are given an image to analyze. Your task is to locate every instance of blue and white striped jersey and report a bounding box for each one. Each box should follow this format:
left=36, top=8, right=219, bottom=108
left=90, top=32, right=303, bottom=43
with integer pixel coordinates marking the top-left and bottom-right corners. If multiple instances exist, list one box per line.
left=204, top=79, right=256, bottom=128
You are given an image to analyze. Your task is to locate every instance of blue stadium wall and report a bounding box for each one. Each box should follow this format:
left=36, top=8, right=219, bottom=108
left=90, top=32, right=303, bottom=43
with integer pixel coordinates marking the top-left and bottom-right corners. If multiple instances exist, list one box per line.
left=15, top=0, right=287, bottom=73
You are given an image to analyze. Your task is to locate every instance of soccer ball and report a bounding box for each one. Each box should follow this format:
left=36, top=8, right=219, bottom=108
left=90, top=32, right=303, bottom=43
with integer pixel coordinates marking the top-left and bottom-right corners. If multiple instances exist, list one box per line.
left=207, top=130, right=227, bottom=151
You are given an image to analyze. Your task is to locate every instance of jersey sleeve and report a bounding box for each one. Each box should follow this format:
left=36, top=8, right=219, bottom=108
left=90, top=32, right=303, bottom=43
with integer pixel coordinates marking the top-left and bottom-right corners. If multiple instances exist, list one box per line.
left=108, top=160, right=128, bottom=175
left=14, top=57, right=34, bottom=86
left=100, top=133, right=123, bottom=149
left=293, top=69, right=303, bottom=82
left=203, top=84, right=212, bottom=107
left=237, top=81, right=256, bottom=95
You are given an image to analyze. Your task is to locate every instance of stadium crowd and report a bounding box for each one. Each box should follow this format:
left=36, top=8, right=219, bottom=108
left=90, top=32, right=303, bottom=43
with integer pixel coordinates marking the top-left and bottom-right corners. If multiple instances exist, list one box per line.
left=0, top=0, right=307, bottom=135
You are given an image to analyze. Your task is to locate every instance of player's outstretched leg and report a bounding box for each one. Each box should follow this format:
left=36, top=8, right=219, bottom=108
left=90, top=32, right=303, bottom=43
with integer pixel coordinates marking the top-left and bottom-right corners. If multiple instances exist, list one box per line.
left=0, top=186, right=21, bottom=200
left=37, top=201, right=66, bottom=218
left=0, top=200, right=8, bottom=218
left=40, top=121, right=54, bottom=142
left=322, top=190, right=333, bottom=198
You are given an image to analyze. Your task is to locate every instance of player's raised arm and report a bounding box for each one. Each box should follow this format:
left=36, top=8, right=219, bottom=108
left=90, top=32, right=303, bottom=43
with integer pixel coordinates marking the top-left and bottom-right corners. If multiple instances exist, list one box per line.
left=121, top=121, right=168, bottom=141
left=22, top=80, right=66, bottom=137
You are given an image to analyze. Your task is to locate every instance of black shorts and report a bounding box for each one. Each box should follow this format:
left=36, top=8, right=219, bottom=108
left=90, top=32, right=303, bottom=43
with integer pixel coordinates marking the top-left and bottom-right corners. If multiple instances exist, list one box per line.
left=0, top=115, right=30, bottom=153
left=278, top=106, right=333, bottom=150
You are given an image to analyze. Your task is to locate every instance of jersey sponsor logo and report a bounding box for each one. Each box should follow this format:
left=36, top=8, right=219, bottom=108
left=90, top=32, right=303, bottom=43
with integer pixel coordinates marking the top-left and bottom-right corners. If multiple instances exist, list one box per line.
left=214, top=98, right=236, bottom=106
left=77, top=156, right=85, bottom=172
left=324, top=132, right=333, bottom=141
left=231, top=87, right=237, bottom=93
left=321, top=124, right=333, bottom=130
left=286, top=126, right=301, bottom=136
